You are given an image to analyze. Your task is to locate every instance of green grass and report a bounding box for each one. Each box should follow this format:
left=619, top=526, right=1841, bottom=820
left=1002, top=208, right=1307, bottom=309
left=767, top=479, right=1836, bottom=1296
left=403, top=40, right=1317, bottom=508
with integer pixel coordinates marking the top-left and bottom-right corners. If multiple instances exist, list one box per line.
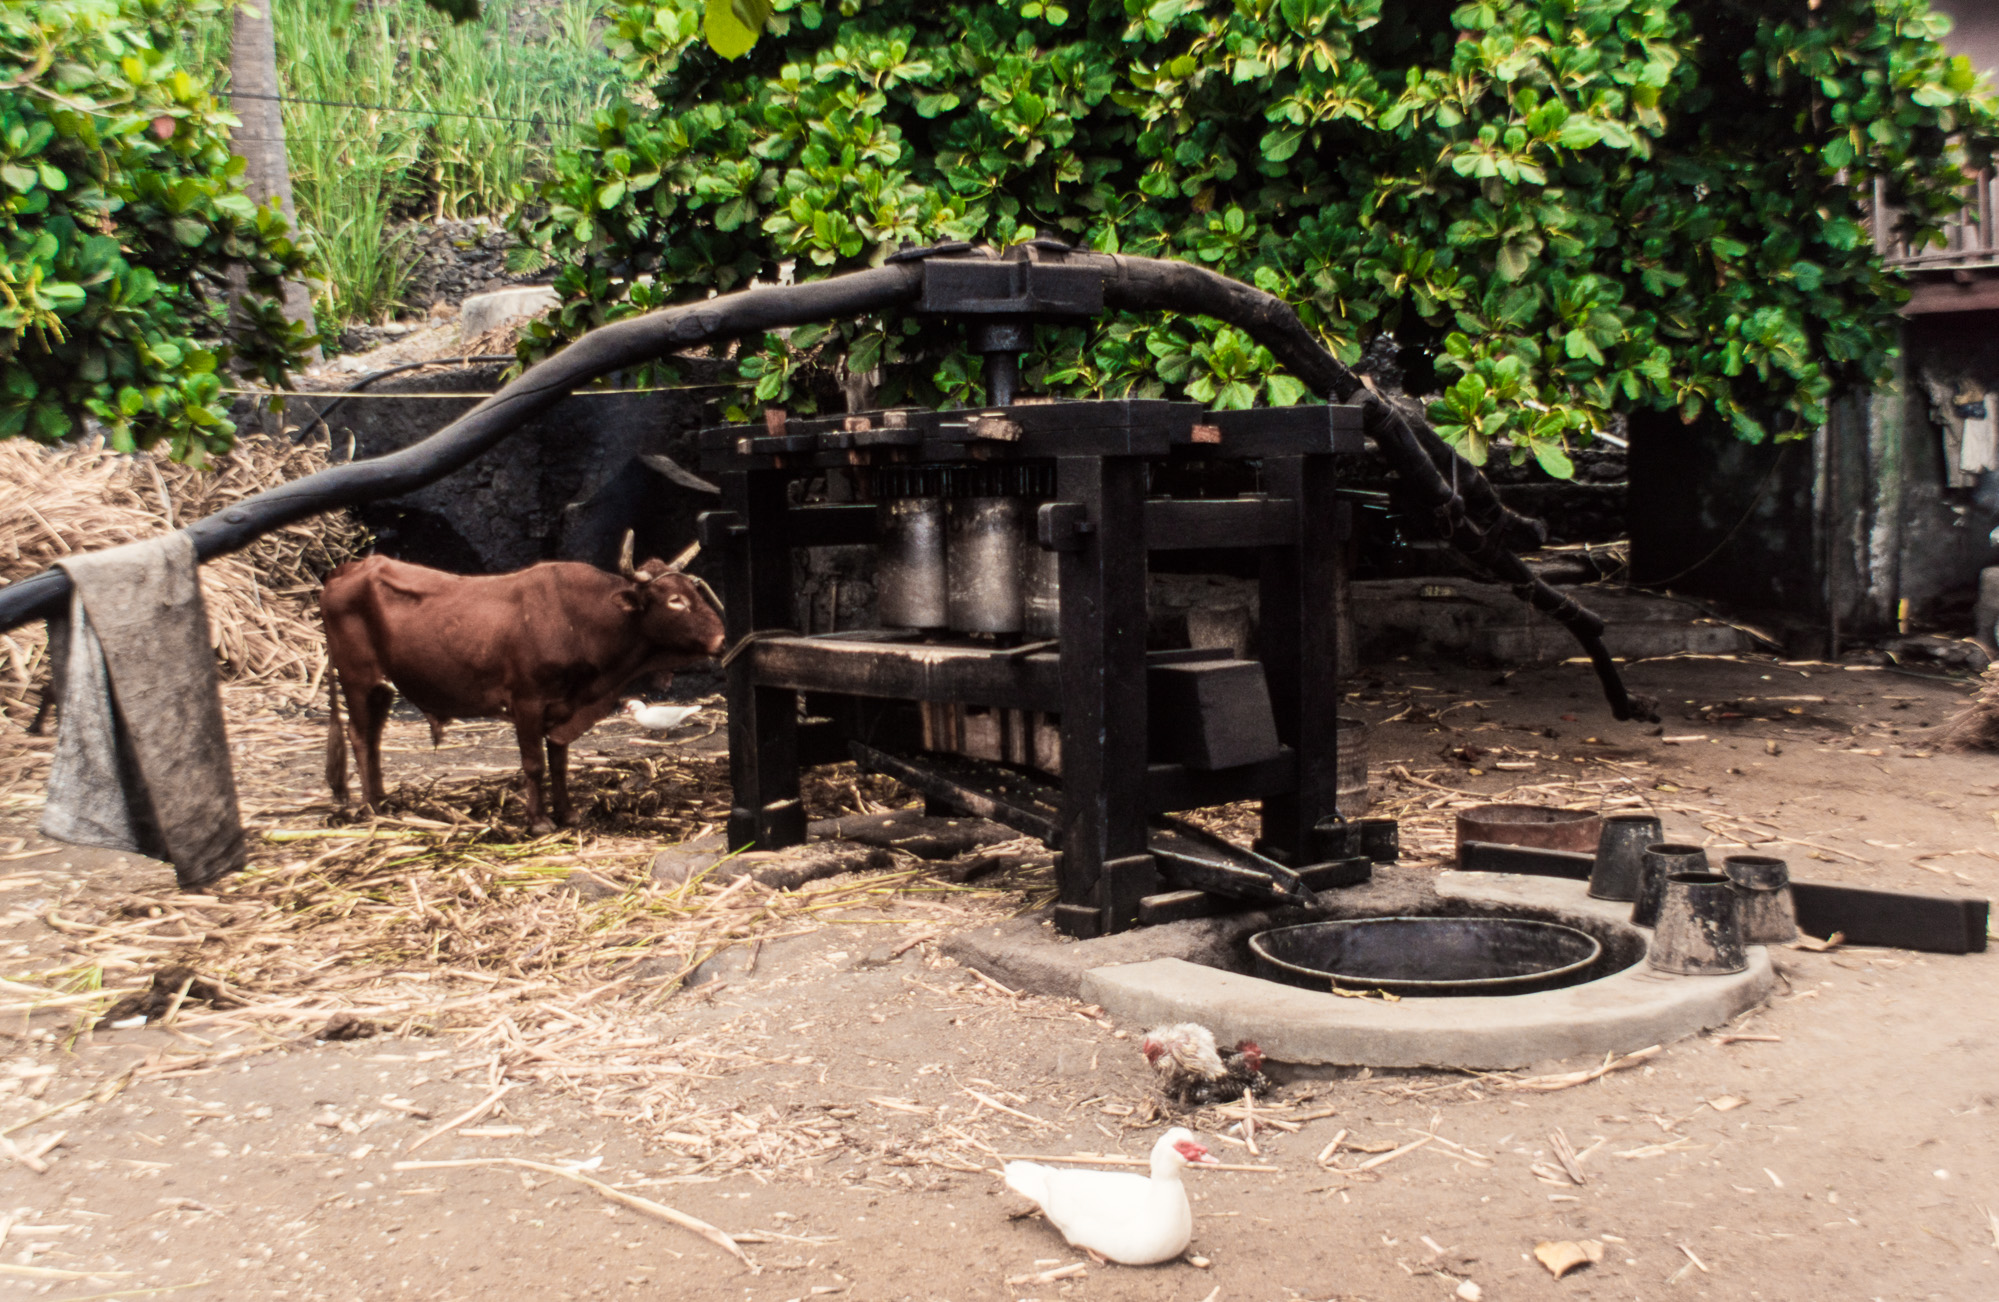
left=198, top=0, right=626, bottom=328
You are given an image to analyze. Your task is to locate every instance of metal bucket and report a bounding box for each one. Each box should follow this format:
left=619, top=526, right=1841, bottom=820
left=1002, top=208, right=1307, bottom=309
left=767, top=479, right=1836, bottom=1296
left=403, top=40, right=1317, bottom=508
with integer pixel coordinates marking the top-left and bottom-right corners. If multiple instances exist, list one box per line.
left=1723, top=854, right=1798, bottom=945
left=1249, top=915, right=1603, bottom=998
left=877, top=497, right=947, bottom=629
left=1648, top=871, right=1747, bottom=975
left=946, top=497, right=1025, bottom=634
left=1590, top=813, right=1663, bottom=903
left=1455, top=804, right=1600, bottom=863
left=1632, top=842, right=1709, bottom=928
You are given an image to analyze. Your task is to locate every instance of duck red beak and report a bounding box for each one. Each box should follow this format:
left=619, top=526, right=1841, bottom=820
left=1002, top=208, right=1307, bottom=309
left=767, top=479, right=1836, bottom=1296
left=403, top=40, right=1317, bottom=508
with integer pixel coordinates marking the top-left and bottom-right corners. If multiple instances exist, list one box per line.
left=1177, top=1140, right=1220, bottom=1165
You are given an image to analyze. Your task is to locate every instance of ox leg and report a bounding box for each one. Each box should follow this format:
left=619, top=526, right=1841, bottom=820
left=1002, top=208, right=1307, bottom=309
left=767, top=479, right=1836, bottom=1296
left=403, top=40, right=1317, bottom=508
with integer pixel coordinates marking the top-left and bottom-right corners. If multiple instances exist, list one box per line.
left=547, top=740, right=572, bottom=827
left=511, top=712, right=552, bottom=833
left=349, top=682, right=394, bottom=811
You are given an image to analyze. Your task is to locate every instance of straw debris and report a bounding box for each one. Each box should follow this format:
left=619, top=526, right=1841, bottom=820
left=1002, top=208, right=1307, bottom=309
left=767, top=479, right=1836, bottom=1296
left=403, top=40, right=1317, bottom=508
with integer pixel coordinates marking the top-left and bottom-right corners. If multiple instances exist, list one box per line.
left=1940, top=666, right=1999, bottom=752
left=0, top=433, right=364, bottom=730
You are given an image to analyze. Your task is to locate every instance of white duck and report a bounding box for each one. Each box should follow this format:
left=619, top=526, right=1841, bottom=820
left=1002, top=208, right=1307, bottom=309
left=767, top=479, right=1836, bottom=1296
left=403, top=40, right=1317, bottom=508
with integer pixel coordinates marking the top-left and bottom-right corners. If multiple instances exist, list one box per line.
left=623, top=700, right=702, bottom=731
left=1003, top=1127, right=1218, bottom=1265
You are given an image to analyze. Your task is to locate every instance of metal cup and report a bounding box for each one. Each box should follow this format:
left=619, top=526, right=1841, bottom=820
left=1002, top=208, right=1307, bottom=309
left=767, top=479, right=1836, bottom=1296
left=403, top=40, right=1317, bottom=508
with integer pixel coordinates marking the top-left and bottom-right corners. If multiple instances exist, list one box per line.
left=1590, top=813, right=1664, bottom=902
left=1648, top=871, right=1748, bottom=975
left=1724, top=854, right=1798, bottom=945
left=1632, top=842, right=1708, bottom=928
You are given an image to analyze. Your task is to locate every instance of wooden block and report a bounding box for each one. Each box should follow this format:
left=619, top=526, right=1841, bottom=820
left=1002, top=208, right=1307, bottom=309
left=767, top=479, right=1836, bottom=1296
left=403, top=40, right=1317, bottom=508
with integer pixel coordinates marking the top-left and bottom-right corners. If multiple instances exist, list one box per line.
left=1146, top=659, right=1282, bottom=770
left=1294, top=856, right=1372, bottom=891
left=1053, top=902, right=1104, bottom=940
left=1136, top=889, right=1228, bottom=926
left=1104, top=853, right=1163, bottom=933
left=1789, top=881, right=1990, bottom=955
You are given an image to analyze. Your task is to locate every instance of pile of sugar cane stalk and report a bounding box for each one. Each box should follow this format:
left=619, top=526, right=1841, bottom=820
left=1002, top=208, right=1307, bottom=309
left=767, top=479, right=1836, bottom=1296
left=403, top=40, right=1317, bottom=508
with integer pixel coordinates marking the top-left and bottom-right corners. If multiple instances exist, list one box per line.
left=0, top=432, right=366, bottom=731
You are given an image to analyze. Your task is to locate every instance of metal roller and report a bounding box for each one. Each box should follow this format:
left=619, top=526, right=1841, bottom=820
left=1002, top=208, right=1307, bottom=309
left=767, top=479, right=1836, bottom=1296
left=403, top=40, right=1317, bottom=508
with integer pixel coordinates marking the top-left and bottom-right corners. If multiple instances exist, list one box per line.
left=877, top=497, right=948, bottom=629
left=946, top=497, right=1025, bottom=634
left=1021, top=532, right=1060, bottom=639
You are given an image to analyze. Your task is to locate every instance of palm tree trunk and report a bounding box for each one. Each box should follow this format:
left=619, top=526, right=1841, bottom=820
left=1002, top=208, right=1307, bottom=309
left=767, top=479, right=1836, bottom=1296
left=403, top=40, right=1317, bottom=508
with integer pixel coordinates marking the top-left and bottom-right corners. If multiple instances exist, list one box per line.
left=228, top=0, right=320, bottom=353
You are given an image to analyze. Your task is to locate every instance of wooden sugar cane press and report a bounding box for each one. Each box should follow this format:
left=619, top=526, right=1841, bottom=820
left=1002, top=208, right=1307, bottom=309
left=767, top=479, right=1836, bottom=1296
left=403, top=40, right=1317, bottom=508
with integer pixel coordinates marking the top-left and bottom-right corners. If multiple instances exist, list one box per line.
left=696, top=243, right=1392, bottom=938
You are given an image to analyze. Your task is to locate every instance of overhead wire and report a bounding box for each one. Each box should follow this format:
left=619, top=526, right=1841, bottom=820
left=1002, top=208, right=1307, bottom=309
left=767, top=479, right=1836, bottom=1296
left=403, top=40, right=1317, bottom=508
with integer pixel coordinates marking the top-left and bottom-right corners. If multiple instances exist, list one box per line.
left=226, top=90, right=591, bottom=129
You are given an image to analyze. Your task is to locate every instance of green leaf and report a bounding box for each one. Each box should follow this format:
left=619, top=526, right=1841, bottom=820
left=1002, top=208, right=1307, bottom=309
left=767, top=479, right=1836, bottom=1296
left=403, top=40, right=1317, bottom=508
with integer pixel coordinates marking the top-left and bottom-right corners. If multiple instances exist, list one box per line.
left=1265, top=374, right=1306, bottom=406
left=704, top=0, right=772, bottom=59
left=1532, top=440, right=1574, bottom=479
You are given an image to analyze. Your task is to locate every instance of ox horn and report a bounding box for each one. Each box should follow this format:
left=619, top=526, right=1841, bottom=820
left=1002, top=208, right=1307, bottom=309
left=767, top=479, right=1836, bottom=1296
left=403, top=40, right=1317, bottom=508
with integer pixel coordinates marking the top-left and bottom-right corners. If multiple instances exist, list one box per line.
left=617, top=530, right=640, bottom=580
left=665, top=541, right=700, bottom=573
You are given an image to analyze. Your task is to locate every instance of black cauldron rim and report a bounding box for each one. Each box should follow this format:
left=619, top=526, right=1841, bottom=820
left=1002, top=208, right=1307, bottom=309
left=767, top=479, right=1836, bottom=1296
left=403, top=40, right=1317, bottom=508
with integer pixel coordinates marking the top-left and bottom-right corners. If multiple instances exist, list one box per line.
left=1248, top=914, right=1605, bottom=997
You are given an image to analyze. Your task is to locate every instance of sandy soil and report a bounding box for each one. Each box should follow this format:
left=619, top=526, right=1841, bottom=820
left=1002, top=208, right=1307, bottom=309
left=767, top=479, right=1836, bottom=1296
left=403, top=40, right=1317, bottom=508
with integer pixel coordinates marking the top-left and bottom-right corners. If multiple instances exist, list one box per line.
left=0, top=651, right=1994, bottom=1302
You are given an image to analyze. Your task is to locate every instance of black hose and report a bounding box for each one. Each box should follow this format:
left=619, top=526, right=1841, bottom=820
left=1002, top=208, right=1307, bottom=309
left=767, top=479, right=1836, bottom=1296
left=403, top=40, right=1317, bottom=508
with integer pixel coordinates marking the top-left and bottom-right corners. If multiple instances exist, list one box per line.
left=0, top=249, right=1653, bottom=722
left=1092, top=253, right=1657, bottom=722
left=0, top=264, right=924, bottom=631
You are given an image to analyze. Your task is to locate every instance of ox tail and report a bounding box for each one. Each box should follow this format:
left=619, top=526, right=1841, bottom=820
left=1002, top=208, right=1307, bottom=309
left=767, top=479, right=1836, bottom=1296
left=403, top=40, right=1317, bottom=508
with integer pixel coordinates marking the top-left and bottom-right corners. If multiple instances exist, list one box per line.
left=325, top=669, right=350, bottom=805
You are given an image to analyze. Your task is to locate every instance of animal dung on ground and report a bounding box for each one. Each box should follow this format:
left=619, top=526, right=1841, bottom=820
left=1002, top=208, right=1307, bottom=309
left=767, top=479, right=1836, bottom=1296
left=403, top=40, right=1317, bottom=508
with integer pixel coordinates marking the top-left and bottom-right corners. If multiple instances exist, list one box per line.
left=1533, top=1239, right=1604, bottom=1278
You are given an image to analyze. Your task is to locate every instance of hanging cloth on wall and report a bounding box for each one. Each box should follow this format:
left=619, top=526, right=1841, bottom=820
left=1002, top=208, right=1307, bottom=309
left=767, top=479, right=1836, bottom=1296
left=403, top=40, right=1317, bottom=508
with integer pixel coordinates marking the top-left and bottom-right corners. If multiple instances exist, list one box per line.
left=1962, top=390, right=1999, bottom=479
left=40, top=533, right=245, bottom=888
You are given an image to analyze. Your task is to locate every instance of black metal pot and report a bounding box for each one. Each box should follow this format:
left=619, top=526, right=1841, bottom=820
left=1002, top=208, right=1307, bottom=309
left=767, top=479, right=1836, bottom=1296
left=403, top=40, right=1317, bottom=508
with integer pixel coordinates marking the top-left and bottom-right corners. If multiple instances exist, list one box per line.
left=1249, top=915, right=1603, bottom=998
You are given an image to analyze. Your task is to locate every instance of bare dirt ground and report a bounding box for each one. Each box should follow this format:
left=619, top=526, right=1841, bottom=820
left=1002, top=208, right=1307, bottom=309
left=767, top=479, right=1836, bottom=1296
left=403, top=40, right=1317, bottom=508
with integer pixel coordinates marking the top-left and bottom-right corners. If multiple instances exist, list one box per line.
left=0, top=651, right=1994, bottom=1302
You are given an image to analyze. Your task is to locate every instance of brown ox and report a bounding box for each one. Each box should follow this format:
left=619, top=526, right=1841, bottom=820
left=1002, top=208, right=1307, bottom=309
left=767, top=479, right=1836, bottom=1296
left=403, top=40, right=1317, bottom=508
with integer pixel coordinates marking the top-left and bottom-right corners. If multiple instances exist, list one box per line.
left=321, top=540, right=725, bottom=831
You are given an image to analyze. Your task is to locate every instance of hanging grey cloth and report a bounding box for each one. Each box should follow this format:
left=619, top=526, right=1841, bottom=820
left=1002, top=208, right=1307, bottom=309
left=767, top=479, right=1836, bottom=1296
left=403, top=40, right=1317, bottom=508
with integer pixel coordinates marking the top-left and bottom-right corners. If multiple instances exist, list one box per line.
left=40, top=533, right=245, bottom=888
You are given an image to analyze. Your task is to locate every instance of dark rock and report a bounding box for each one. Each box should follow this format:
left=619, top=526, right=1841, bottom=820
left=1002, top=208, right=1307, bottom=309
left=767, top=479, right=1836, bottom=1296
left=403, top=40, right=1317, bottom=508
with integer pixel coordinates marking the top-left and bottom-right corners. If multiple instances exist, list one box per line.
left=716, top=843, right=894, bottom=892
left=398, top=218, right=530, bottom=315
left=317, top=361, right=735, bottom=578
left=806, top=807, right=1015, bottom=860
left=650, top=848, right=721, bottom=885
left=319, top=1012, right=376, bottom=1041
left=1887, top=634, right=1990, bottom=672
left=558, top=869, right=622, bottom=901
left=942, top=848, right=1051, bottom=884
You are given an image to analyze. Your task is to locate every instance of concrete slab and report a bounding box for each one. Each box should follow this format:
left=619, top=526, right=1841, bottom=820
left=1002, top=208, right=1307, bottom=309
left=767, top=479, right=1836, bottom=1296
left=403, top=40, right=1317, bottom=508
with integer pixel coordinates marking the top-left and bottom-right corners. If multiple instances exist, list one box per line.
left=1076, top=874, right=1774, bottom=1070
left=459, top=285, right=558, bottom=336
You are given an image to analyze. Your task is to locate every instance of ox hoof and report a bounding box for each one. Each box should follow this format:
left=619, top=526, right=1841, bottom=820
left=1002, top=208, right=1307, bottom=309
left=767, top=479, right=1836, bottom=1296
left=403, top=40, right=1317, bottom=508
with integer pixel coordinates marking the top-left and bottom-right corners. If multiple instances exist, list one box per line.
left=529, top=819, right=556, bottom=836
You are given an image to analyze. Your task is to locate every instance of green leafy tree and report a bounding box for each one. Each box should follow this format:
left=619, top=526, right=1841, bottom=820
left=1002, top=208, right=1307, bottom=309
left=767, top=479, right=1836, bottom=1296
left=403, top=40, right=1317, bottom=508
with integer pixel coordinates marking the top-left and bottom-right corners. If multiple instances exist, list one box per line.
left=514, top=0, right=1995, bottom=474
left=1, top=0, right=316, bottom=460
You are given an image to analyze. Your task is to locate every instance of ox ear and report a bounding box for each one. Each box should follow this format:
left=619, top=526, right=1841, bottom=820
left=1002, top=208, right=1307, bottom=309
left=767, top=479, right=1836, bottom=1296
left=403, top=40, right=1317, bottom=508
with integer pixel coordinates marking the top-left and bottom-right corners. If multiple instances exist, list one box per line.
left=617, top=531, right=640, bottom=581
left=664, top=541, right=700, bottom=573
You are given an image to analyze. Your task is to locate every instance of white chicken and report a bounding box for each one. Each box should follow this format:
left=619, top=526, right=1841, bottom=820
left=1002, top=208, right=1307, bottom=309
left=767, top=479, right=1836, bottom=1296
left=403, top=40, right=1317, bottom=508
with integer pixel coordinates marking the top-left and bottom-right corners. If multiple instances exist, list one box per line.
left=1142, top=1022, right=1271, bottom=1106
left=623, top=699, right=702, bottom=731
left=1002, top=1127, right=1217, bottom=1264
